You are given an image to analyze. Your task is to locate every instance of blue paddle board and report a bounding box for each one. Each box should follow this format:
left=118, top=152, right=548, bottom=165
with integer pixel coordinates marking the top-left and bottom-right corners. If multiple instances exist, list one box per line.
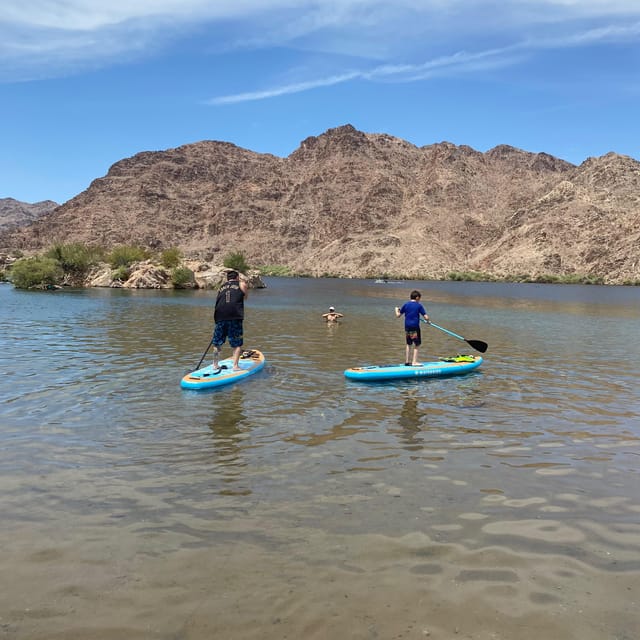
left=344, top=355, right=482, bottom=382
left=181, top=349, right=265, bottom=390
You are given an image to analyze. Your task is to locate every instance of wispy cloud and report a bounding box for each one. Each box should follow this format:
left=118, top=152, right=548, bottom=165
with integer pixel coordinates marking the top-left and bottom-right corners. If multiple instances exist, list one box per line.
left=2, top=1, right=640, bottom=83
left=531, top=20, right=640, bottom=46
left=3, top=1, right=640, bottom=34
left=208, top=72, right=362, bottom=105
left=206, top=19, right=640, bottom=104
left=205, top=47, right=520, bottom=104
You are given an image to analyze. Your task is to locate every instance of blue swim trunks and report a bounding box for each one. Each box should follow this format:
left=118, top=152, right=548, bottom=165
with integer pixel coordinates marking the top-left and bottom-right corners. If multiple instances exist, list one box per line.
left=212, top=319, right=244, bottom=348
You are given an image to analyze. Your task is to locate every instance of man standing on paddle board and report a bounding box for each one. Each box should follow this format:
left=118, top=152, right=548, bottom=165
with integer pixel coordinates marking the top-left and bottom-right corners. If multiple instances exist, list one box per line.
left=395, top=290, right=429, bottom=366
left=212, top=270, right=248, bottom=371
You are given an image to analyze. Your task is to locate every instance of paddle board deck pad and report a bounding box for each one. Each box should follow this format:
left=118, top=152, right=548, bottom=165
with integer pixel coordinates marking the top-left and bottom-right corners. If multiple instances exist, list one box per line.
left=181, top=349, right=265, bottom=390
left=344, top=355, right=482, bottom=381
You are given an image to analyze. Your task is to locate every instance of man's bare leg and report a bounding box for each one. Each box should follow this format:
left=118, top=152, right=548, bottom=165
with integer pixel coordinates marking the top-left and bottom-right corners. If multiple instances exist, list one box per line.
left=232, top=346, right=242, bottom=371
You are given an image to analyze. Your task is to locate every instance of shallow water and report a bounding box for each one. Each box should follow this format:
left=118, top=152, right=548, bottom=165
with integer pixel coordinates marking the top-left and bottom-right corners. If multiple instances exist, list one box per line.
left=1, top=279, right=639, bottom=639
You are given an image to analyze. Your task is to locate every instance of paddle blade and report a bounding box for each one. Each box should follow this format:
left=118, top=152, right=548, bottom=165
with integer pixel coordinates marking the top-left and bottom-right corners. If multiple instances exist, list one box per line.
left=466, top=339, right=488, bottom=353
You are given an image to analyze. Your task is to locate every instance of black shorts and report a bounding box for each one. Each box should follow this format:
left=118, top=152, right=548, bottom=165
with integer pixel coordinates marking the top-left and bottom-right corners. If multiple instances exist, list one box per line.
left=405, top=327, right=421, bottom=346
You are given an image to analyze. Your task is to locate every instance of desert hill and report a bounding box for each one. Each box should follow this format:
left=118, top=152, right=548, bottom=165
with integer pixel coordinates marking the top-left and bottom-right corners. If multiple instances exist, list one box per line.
left=2, top=125, right=638, bottom=283
left=0, top=198, right=59, bottom=232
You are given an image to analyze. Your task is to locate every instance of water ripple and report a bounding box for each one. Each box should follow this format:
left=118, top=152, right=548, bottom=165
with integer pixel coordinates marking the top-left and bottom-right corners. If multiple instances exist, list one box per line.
left=1, top=282, right=639, bottom=639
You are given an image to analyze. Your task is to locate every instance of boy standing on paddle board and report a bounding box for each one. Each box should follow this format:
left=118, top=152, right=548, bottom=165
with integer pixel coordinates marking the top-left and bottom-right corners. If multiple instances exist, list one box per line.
left=395, top=290, right=429, bottom=366
left=212, top=270, right=249, bottom=371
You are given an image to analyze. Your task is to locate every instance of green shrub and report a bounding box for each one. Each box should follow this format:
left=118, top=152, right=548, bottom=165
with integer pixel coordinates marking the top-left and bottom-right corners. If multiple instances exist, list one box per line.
left=223, top=251, right=249, bottom=273
left=112, top=265, right=131, bottom=282
left=171, top=267, right=195, bottom=288
left=257, top=264, right=293, bottom=276
left=9, top=256, right=64, bottom=289
left=446, top=271, right=495, bottom=282
left=161, top=247, right=182, bottom=269
left=108, top=245, right=149, bottom=268
left=45, top=242, right=102, bottom=278
left=504, top=273, right=531, bottom=283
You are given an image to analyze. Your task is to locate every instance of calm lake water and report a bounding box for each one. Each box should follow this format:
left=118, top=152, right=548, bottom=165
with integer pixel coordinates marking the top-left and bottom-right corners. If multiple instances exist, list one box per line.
left=1, top=278, right=639, bottom=640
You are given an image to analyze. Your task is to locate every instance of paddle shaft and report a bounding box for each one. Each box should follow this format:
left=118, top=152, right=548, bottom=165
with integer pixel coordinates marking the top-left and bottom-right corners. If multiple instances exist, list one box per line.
left=423, top=320, right=488, bottom=353
left=194, top=341, right=213, bottom=371
left=426, top=321, right=465, bottom=341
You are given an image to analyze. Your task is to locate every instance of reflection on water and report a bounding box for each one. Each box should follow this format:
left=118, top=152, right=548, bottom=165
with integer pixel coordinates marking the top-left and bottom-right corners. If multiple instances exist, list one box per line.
left=0, top=280, right=639, bottom=640
left=207, top=387, right=251, bottom=494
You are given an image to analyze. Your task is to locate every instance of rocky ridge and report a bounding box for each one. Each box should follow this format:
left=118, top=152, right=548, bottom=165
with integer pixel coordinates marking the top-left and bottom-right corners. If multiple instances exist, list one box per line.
left=2, top=125, right=638, bottom=284
left=0, top=198, right=59, bottom=231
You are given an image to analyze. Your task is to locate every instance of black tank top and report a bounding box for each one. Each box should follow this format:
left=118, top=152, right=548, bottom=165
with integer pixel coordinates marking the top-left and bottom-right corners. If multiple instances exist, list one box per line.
left=214, top=280, right=245, bottom=321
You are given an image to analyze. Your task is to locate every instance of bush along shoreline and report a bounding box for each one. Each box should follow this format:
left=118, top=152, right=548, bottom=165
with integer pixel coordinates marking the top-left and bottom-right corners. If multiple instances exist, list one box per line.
left=1, top=244, right=637, bottom=289
left=0, top=244, right=265, bottom=290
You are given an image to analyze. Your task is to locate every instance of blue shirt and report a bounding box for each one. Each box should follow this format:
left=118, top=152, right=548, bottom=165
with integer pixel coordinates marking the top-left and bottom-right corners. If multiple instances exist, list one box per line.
left=399, top=300, right=426, bottom=329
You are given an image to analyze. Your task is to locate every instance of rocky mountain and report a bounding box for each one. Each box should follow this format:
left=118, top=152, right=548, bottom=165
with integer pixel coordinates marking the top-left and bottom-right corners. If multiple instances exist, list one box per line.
left=2, top=125, right=639, bottom=283
left=0, top=198, right=59, bottom=232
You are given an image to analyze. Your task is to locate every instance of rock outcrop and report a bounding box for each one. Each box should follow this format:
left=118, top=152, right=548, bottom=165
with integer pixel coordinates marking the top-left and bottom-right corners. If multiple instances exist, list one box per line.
left=84, top=261, right=265, bottom=290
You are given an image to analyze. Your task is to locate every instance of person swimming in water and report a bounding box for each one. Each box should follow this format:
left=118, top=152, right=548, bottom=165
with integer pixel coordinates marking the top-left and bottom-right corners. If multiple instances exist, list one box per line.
left=322, top=306, right=344, bottom=323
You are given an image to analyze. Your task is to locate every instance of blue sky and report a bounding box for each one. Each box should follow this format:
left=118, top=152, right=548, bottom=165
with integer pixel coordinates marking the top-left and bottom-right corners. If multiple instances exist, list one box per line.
left=1, top=1, right=639, bottom=204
